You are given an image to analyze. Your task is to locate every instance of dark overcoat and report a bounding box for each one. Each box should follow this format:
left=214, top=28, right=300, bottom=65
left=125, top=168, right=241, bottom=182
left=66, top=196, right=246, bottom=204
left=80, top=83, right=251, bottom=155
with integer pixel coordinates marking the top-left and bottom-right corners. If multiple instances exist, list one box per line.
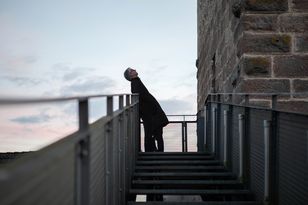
left=131, top=77, right=169, bottom=129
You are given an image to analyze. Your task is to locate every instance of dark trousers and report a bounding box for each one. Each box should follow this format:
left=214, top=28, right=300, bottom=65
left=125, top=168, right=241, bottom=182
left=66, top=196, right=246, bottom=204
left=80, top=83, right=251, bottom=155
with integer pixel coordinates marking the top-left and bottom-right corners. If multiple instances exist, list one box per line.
left=144, top=122, right=164, bottom=152
left=153, top=127, right=164, bottom=152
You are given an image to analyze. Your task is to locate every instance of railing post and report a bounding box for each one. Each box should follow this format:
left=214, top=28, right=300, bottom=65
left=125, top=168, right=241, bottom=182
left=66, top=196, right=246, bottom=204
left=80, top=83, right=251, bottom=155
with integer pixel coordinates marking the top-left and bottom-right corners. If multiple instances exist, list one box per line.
left=228, top=94, right=233, bottom=104
left=223, top=110, right=228, bottom=166
left=106, top=96, right=114, bottom=205
left=238, top=114, right=244, bottom=182
left=264, top=120, right=271, bottom=204
left=76, top=98, right=90, bottom=205
left=204, top=106, right=207, bottom=149
left=126, top=95, right=130, bottom=107
left=184, top=119, right=188, bottom=152
left=119, top=95, right=124, bottom=110
left=244, top=95, right=249, bottom=106
left=212, top=107, right=217, bottom=154
left=271, top=95, right=277, bottom=109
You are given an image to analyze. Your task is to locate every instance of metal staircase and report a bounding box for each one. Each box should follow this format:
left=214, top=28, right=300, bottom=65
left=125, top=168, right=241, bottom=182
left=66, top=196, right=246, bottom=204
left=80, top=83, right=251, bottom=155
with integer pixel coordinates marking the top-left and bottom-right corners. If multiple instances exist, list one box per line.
left=127, top=152, right=261, bottom=205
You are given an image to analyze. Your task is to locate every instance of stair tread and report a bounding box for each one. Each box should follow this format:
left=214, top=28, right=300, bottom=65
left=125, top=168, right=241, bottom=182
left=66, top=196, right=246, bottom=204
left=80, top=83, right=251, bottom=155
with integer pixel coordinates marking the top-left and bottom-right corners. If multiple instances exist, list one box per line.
left=129, top=189, right=251, bottom=195
left=135, top=166, right=225, bottom=170
left=127, top=202, right=261, bottom=205
left=136, top=160, right=221, bottom=165
left=134, top=172, right=235, bottom=177
left=138, top=156, right=215, bottom=160
left=133, top=179, right=241, bottom=185
left=139, top=152, right=212, bottom=156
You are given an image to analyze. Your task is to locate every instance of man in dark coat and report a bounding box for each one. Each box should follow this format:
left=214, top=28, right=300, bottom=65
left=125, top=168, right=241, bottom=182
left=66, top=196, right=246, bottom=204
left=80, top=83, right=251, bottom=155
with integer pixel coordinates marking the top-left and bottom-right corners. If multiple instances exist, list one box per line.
left=124, top=67, right=169, bottom=152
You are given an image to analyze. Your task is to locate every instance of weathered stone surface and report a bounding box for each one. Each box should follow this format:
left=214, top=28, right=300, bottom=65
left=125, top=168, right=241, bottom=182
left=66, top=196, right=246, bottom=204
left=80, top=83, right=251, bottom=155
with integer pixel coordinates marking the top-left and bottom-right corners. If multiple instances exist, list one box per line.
left=277, top=101, right=308, bottom=114
left=273, top=55, right=308, bottom=77
left=242, top=56, right=271, bottom=77
left=197, top=0, right=308, bottom=114
left=244, top=0, right=288, bottom=11
left=293, top=79, right=308, bottom=93
left=249, top=100, right=271, bottom=108
left=242, top=14, right=278, bottom=31
left=291, top=0, right=308, bottom=12
left=295, top=35, right=308, bottom=52
left=238, top=79, right=290, bottom=93
left=279, top=14, right=308, bottom=33
left=238, top=33, right=291, bottom=56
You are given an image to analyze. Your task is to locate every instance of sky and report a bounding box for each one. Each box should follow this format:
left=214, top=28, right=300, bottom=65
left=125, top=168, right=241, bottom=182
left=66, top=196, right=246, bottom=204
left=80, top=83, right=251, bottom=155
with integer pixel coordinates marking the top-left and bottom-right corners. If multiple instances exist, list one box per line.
left=0, top=0, right=197, bottom=152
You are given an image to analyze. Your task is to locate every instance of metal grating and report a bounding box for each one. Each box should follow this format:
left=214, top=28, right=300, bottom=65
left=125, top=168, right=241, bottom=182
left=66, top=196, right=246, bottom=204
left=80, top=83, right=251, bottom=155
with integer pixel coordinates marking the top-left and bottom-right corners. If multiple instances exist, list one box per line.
left=230, top=106, right=244, bottom=176
left=249, top=109, right=271, bottom=202
left=0, top=136, right=76, bottom=205
left=278, top=113, right=308, bottom=205
left=90, top=118, right=106, bottom=205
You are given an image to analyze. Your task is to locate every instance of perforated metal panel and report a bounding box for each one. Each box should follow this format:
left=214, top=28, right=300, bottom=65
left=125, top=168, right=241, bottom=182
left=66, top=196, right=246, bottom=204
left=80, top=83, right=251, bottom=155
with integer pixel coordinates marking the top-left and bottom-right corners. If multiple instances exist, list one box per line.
left=230, top=106, right=244, bottom=176
left=0, top=135, right=76, bottom=205
left=89, top=118, right=107, bottom=205
left=278, top=113, right=308, bottom=205
left=249, top=109, right=271, bottom=202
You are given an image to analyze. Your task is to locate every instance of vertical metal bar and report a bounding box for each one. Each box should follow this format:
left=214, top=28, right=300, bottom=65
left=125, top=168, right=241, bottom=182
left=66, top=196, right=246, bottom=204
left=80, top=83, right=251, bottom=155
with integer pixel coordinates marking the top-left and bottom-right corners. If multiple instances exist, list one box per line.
left=245, top=95, right=249, bottom=106
left=76, top=99, right=89, bottom=205
left=306, top=131, right=308, bottom=164
left=212, top=108, right=216, bottom=154
left=184, top=122, right=188, bottom=152
left=228, top=94, right=233, bottom=104
left=271, top=95, right=277, bottom=109
left=119, top=95, right=124, bottom=110
left=107, top=96, right=113, bottom=116
left=217, top=94, right=221, bottom=103
left=223, top=110, right=228, bottom=166
left=238, top=114, right=244, bottom=182
left=79, top=98, right=89, bottom=130
left=106, top=96, right=113, bottom=205
left=264, top=120, right=271, bottom=203
left=204, top=106, right=207, bottom=147
left=126, top=95, right=130, bottom=106
left=182, top=122, right=185, bottom=152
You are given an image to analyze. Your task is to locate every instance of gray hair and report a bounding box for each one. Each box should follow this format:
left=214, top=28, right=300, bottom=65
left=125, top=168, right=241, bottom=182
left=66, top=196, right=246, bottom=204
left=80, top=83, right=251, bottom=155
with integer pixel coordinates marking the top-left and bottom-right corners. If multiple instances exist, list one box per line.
left=124, top=68, right=131, bottom=81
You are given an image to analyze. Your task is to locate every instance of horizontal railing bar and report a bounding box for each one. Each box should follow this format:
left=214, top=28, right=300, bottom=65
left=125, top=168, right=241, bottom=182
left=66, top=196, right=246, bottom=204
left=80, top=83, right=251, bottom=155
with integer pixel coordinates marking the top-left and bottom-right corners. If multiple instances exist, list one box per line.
left=0, top=93, right=138, bottom=105
left=168, top=121, right=196, bottom=123
left=140, top=120, right=196, bottom=124
left=211, top=101, right=308, bottom=117
left=207, top=92, right=308, bottom=96
left=167, top=115, right=196, bottom=117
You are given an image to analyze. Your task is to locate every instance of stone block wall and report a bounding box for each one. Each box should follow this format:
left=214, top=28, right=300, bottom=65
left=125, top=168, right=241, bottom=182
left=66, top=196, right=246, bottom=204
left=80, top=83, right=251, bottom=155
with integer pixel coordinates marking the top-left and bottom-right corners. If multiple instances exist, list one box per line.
left=197, top=0, right=308, bottom=113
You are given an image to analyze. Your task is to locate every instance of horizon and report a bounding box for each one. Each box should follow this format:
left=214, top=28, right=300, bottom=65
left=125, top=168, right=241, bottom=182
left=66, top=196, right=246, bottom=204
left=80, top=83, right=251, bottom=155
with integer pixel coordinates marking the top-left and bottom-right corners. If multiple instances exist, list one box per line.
left=0, top=0, right=197, bottom=152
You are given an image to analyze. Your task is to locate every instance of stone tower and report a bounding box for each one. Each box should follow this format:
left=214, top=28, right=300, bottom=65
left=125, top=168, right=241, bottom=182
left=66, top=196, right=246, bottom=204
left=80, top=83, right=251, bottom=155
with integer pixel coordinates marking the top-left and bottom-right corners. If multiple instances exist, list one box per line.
left=196, top=0, right=308, bottom=113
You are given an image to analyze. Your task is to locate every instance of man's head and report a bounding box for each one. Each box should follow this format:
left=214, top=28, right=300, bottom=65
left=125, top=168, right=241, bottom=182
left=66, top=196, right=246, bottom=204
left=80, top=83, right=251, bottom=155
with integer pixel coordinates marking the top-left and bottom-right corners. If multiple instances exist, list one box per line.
left=124, top=67, right=138, bottom=81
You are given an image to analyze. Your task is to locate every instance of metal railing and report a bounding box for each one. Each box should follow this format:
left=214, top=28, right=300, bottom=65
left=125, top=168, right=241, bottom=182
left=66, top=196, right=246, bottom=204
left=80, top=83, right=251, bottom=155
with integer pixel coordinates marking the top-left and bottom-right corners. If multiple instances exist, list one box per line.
left=140, top=115, right=197, bottom=152
left=0, top=94, right=139, bottom=205
left=199, top=93, right=308, bottom=205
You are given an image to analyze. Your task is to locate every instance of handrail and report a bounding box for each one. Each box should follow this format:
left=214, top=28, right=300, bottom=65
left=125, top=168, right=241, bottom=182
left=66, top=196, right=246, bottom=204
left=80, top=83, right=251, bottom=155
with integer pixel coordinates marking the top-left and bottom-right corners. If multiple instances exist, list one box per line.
left=206, top=92, right=308, bottom=96
left=0, top=93, right=138, bottom=105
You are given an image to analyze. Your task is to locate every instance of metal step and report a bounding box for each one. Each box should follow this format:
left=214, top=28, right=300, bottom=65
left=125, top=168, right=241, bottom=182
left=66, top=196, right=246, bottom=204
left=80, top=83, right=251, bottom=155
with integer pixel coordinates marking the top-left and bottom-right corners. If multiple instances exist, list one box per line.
left=132, top=179, right=243, bottom=190
left=127, top=202, right=262, bottom=205
left=138, top=152, right=212, bottom=156
left=133, top=172, right=236, bottom=180
left=135, top=166, right=226, bottom=172
left=138, top=155, right=215, bottom=160
left=129, top=189, right=251, bottom=195
left=136, top=160, right=221, bottom=166
left=132, top=179, right=241, bottom=186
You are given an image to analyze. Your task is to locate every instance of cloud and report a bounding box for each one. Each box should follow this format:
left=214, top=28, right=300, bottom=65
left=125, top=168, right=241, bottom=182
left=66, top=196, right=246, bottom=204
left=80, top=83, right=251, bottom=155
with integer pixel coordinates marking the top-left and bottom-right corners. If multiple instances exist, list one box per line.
left=50, top=63, right=96, bottom=82
left=160, top=98, right=195, bottom=115
left=10, top=113, right=52, bottom=124
left=0, top=76, right=43, bottom=86
left=60, top=76, right=115, bottom=95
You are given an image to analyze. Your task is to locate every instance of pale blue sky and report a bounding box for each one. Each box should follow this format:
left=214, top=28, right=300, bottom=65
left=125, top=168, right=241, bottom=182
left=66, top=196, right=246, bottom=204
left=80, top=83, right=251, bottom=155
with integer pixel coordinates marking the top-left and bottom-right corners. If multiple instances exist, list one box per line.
left=0, top=0, right=197, bottom=151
